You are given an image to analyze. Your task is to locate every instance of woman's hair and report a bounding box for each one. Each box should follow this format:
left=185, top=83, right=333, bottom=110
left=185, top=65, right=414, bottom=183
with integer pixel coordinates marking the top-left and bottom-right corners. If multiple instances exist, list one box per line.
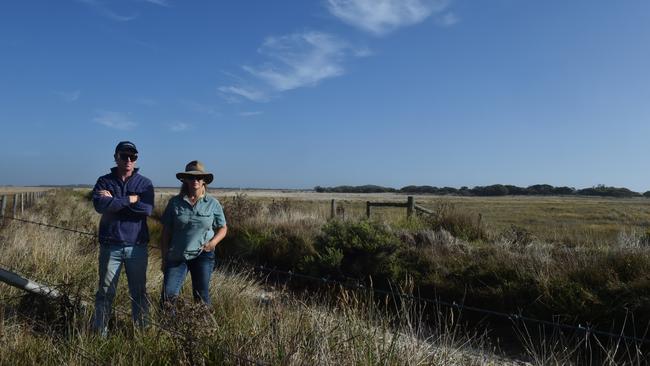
left=179, top=179, right=207, bottom=197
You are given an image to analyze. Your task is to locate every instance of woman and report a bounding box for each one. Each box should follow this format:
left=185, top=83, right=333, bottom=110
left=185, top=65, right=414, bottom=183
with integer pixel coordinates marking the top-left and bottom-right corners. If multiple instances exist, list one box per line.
left=161, top=160, right=227, bottom=304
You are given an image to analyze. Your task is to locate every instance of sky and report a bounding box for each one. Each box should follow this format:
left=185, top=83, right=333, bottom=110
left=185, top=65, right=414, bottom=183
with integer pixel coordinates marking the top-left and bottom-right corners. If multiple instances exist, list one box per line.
left=1, top=0, right=650, bottom=191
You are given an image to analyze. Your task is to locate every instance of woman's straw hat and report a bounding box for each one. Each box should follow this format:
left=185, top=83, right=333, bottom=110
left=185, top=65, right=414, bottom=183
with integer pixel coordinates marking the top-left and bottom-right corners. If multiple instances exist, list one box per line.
left=176, top=160, right=213, bottom=184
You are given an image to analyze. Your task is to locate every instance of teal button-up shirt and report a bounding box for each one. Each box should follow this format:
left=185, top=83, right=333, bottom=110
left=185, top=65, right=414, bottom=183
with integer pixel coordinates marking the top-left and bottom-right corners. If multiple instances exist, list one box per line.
left=161, top=194, right=227, bottom=261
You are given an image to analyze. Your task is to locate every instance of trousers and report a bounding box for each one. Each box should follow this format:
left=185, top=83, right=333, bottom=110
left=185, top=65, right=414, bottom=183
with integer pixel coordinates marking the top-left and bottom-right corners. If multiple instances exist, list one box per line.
left=93, top=243, right=148, bottom=336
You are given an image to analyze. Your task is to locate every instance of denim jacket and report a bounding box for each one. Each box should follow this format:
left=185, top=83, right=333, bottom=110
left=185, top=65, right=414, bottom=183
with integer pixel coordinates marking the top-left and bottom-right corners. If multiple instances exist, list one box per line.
left=92, top=167, right=154, bottom=245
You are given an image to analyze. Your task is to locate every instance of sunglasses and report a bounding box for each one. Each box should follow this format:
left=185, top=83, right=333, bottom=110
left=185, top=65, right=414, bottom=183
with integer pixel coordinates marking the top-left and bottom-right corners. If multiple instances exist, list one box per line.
left=118, top=153, right=138, bottom=162
left=183, top=176, right=203, bottom=181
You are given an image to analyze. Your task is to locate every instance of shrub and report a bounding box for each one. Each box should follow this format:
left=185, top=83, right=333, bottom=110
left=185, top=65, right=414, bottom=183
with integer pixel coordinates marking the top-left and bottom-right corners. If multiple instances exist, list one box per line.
left=221, top=193, right=262, bottom=229
left=307, top=220, right=400, bottom=285
left=421, top=202, right=487, bottom=241
left=500, top=225, right=535, bottom=247
left=218, top=223, right=317, bottom=271
left=267, top=198, right=292, bottom=217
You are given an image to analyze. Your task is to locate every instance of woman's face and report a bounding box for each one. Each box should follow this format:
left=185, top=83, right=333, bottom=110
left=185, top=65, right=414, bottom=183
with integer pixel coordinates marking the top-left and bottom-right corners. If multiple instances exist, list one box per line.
left=184, top=176, right=204, bottom=191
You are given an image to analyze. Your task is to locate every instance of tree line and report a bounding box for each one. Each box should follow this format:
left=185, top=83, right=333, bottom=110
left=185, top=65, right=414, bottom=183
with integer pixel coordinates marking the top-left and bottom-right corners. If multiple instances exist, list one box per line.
left=314, top=184, right=650, bottom=198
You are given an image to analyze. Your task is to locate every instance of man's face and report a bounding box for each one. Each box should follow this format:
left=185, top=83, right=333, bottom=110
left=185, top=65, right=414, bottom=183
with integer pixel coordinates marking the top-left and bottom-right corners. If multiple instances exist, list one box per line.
left=115, top=151, right=137, bottom=172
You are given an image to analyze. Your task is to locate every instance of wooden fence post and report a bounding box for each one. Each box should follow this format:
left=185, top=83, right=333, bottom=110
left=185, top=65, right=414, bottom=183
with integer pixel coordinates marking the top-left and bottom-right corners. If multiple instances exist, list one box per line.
left=330, top=199, right=336, bottom=219
left=406, top=196, right=414, bottom=218
left=0, top=196, right=5, bottom=225
left=12, top=194, right=18, bottom=218
left=366, top=201, right=371, bottom=219
left=20, top=193, right=24, bottom=216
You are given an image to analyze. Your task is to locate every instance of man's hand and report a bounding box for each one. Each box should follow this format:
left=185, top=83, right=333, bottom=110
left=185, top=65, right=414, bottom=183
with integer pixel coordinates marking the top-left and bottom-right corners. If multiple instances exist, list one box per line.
left=128, top=195, right=139, bottom=204
left=98, top=190, right=113, bottom=198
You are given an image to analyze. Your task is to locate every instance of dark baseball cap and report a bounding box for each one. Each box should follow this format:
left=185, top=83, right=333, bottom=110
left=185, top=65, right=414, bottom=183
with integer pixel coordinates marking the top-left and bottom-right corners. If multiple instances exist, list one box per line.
left=115, top=141, right=138, bottom=154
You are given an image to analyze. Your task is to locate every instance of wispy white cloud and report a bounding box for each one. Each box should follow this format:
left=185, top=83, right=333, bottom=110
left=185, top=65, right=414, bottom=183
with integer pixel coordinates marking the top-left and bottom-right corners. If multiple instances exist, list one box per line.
left=93, top=110, right=136, bottom=130
left=169, top=122, right=190, bottom=132
left=54, top=90, right=81, bottom=103
left=218, top=86, right=269, bottom=103
left=244, top=32, right=348, bottom=91
left=219, top=31, right=368, bottom=103
left=140, top=0, right=170, bottom=7
left=77, top=0, right=138, bottom=22
left=180, top=100, right=220, bottom=117
left=239, top=111, right=263, bottom=117
left=326, top=0, right=451, bottom=35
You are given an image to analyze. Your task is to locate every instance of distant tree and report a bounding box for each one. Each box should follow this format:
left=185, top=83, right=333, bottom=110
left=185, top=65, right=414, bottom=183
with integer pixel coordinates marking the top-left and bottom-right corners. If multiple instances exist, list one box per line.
left=577, top=185, right=640, bottom=198
left=505, top=185, right=528, bottom=195
left=471, top=184, right=509, bottom=196
left=552, top=186, right=576, bottom=195
left=458, top=186, right=472, bottom=196
left=527, top=184, right=554, bottom=195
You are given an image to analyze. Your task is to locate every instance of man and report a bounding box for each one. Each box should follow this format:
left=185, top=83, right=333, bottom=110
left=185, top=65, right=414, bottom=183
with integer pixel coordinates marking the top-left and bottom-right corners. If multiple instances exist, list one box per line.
left=92, top=141, right=154, bottom=336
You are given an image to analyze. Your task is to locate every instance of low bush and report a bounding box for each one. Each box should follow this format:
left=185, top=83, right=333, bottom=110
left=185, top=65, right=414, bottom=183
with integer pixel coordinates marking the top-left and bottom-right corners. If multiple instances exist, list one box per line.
left=305, top=220, right=400, bottom=286
left=420, top=202, right=487, bottom=241
left=221, top=193, right=262, bottom=228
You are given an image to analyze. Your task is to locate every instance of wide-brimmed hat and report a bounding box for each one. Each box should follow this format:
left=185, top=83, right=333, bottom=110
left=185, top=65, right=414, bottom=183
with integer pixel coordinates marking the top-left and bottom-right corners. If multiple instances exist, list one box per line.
left=176, top=160, right=213, bottom=184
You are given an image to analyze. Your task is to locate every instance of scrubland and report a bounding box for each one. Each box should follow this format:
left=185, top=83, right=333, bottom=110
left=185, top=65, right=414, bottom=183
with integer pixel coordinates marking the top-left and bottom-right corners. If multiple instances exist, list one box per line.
left=0, top=188, right=648, bottom=365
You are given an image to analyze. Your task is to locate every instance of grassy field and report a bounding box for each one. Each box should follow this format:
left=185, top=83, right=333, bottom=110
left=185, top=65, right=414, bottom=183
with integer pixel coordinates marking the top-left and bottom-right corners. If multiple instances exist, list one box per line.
left=184, top=189, right=650, bottom=246
left=1, top=188, right=648, bottom=365
left=0, top=189, right=528, bottom=365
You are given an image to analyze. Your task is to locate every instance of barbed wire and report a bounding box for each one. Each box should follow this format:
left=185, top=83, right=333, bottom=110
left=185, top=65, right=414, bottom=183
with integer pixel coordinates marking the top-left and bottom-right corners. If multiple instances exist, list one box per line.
left=1, top=214, right=649, bottom=345
left=236, top=260, right=650, bottom=345
left=0, top=289, right=102, bottom=365
left=0, top=215, right=161, bottom=250
left=0, top=260, right=268, bottom=366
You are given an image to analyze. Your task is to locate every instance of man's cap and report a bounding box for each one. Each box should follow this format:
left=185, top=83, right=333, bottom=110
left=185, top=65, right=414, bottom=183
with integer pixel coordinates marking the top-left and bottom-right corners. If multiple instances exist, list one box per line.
left=115, top=141, right=138, bottom=154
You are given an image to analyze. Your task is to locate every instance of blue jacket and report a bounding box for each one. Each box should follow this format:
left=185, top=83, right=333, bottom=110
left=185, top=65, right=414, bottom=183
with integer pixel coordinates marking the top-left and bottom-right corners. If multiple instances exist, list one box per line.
left=92, top=167, right=154, bottom=245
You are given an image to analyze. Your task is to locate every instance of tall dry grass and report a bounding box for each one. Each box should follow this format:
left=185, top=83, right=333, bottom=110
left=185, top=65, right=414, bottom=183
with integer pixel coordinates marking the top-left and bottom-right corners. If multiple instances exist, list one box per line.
left=0, top=189, right=523, bottom=365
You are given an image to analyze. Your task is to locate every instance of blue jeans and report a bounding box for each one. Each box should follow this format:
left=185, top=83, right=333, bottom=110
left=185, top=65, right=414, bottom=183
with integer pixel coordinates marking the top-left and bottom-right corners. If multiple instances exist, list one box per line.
left=93, top=243, right=149, bottom=336
left=163, top=250, right=215, bottom=305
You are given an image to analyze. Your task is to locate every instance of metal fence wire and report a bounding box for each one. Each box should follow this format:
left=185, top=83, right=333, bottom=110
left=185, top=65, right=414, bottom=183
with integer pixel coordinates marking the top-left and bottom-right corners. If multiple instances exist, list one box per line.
left=0, top=213, right=648, bottom=346
left=0, top=258, right=268, bottom=366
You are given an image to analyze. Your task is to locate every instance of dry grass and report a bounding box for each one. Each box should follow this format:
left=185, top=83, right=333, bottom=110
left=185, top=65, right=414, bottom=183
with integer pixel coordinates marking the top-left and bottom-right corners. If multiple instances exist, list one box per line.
left=0, top=189, right=520, bottom=365
left=169, top=190, right=650, bottom=246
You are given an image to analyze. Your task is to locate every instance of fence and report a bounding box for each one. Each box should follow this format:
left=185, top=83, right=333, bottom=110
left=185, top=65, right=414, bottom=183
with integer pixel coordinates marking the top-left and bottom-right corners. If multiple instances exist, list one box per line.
left=0, top=190, right=48, bottom=224
left=0, top=213, right=648, bottom=347
left=329, top=195, right=436, bottom=219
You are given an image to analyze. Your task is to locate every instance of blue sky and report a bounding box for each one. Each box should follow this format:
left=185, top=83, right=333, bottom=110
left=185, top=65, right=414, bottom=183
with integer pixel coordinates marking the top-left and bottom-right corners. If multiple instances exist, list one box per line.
left=1, top=0, right=650, bottom=191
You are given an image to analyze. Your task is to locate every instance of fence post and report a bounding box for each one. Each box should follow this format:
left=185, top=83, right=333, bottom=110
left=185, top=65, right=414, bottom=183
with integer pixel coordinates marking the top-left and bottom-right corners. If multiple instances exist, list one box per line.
left=12, top=194, right=18, bottom=218
left=20, top=193, right=24, bottom=216
left=406, top=196, right=414, bottom=218
left=366, top=201, right=371, bottom=219
left=330, top=199, right=336, bottom=219
left=0, top=195, right=5, bottom=225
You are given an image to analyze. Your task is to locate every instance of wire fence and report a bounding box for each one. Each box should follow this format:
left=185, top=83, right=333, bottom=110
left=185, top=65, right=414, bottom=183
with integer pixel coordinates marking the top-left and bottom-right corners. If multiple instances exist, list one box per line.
left=0, top=258, right=268, bottom=366
left=0, top=213, right=649, bottom=348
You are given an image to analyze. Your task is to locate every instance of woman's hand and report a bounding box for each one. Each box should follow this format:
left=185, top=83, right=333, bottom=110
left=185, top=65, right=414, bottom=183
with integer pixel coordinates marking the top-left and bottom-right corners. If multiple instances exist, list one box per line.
left=202, top=241, right=217, bottom=252
left=203, top=226, right=227, bottom=252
